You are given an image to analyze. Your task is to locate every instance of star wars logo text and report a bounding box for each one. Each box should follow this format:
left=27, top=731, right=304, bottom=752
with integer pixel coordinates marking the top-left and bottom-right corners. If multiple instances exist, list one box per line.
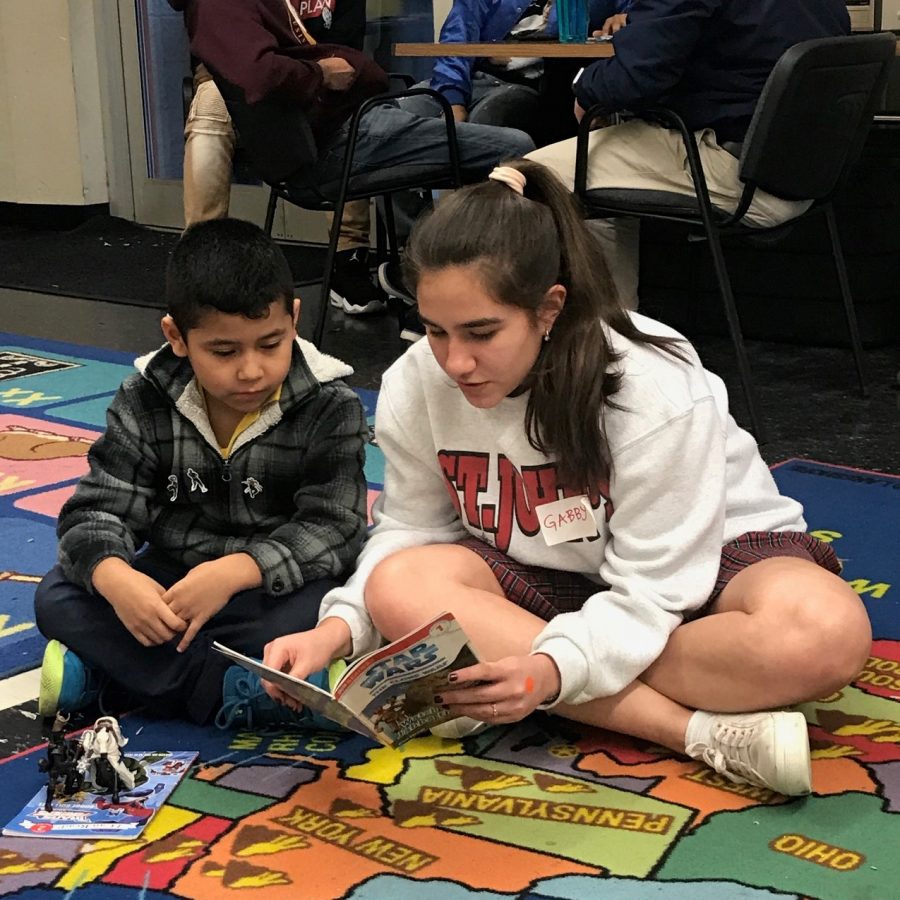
left=361, top=642, right=439, bottom=691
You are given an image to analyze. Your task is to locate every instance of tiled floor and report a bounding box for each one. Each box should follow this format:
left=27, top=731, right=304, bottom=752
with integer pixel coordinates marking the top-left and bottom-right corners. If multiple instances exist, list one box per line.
left=0, top=278, right=898, bottom=750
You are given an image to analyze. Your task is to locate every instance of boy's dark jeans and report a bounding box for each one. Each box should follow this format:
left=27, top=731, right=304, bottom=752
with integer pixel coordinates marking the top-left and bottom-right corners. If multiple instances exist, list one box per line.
left=34, top=548, right=333, bottom=724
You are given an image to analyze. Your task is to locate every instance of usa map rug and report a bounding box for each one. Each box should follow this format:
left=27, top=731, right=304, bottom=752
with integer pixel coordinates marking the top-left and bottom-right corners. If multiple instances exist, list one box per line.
left=0, top=332, right=897, bottom=898
left=0, top=662, right=898, bottom=900
left=0, top=332, right=381, bottom=680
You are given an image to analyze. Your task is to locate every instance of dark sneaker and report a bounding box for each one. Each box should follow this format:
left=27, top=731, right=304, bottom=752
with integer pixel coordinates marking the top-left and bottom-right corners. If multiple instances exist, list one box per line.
left=378, top=260, right=417, bottom=307
left=215, top=664, right=346, bottom=732
left=330, top=248, right=387, bottom=315
left=399, top=304, right=425, bottom=343
left=38, top=640, right=102, bottom=718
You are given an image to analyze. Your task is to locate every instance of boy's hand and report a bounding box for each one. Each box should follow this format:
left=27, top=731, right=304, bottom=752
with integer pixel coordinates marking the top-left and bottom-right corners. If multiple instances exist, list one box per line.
left=93, top=558, right=187, bottom=647
left=261, top=618, right=351, bottom=710
left=436, top=653, right=561, bottom=724
left=317, top=57, right=357, bottom=91
left=163, top=554, right=262, bottom=653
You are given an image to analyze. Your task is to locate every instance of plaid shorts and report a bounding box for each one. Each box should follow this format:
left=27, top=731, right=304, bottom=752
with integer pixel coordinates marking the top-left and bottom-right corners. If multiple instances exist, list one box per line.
left=459, top=530, right=841, bottom=622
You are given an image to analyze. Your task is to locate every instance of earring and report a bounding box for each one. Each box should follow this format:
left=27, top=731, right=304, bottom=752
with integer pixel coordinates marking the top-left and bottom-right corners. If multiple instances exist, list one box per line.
left=543, top=330, right=551, bottom=342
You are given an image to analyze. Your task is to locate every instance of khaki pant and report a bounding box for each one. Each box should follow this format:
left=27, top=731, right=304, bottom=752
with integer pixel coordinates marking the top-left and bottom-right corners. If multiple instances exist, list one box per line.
left=183, top=75, right=234, bottom=225
left=183, top=69, right=370, bottom=250
left=527, top=119, right=811, bottom=309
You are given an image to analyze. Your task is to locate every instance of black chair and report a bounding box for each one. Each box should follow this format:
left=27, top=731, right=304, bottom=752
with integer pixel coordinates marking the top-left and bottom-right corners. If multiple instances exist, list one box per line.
left=574, top=33, right=897, bottom=440
left=182, top=75, right=194, bottom=125
left=210, top=72, right=464, bottom=348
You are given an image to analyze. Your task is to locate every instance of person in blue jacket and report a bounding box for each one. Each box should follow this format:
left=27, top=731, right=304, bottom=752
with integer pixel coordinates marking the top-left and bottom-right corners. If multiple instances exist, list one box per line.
left=381, top=0, right=629, bottom=330
left=405, top=0, right=630, bottom=146
left=527, top=0, right=851, bottom=309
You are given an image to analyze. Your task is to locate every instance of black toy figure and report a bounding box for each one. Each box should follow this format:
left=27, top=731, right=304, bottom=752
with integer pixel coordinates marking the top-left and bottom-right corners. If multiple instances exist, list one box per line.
left=38, top=713, right=84, bottom=812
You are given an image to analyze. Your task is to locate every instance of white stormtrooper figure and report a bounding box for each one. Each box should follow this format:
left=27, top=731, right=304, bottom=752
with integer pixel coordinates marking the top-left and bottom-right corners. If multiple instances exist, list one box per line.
left=78, top=716, right=136, bottom=797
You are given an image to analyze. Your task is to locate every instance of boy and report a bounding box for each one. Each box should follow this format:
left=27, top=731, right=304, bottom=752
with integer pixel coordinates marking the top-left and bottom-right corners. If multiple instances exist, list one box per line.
left=34, top=218, right=369, bottom=726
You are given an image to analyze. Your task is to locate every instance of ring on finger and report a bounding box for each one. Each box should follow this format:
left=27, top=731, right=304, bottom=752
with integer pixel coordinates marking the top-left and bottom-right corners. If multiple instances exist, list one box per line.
left=491, top=703, right=497, bottom=719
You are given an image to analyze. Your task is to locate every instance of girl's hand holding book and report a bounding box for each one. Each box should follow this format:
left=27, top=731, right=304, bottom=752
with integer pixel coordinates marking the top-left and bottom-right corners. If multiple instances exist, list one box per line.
left=436, top=652, right=561, bottom=724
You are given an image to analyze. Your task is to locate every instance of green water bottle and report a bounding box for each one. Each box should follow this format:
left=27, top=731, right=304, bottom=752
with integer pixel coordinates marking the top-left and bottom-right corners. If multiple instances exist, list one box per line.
left=558, top=0, right=589, bottom=43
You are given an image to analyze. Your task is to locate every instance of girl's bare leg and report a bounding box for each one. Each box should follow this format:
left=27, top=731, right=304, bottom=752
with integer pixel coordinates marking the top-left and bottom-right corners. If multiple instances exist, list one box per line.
left=364, top=546, right=870, bottom=755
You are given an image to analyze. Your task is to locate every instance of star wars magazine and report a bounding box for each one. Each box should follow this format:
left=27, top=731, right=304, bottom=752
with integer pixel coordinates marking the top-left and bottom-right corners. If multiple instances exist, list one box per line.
left=214, top=611, right=481, bottom=747
left=3, top=750, right=198, bottom=840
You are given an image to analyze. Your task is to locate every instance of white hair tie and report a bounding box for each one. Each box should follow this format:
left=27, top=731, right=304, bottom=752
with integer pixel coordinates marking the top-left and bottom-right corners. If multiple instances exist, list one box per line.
left=488, top=166, right=527, bottom=195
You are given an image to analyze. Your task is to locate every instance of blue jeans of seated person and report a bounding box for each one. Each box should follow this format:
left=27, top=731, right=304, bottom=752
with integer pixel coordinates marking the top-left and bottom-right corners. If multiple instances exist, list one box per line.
left=34, top=548, right=332, bottom=725
left=312, top=100, right=535, bottom=190
left=319, top=98, right=534, bottom=247
left=400, top=73, right=543, bottom=145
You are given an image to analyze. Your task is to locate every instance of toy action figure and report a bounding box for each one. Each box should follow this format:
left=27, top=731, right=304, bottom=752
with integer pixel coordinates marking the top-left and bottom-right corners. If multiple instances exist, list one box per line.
left=77, top=716, right=136, bottom=803
left=38, top=713, right=85, bottom=812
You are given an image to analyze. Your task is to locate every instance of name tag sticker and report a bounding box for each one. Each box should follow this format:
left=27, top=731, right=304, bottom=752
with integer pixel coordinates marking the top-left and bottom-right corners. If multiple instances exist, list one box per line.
left=538, top=495, right=598, bottom=546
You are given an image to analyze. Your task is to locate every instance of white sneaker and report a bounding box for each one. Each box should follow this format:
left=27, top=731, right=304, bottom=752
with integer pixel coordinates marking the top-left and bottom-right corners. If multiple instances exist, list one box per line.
left=329, top=290, right=386, bottom=316
left=430, top=716, right=489, bottom=739
left=328, top=248, right=387, bottom=316
left=684, top=710, right=812, bottom=796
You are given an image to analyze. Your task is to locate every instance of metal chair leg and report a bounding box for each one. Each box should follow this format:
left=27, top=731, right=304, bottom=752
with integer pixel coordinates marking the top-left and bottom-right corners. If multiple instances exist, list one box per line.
left=666, top=120, right=765, bottom=440
left=382, top=193, right=400, bottom=264
left=706, top=229, right=766, bottom=442
left=824, top=204, right=868, bottom=397
left=263, top=189, right=278, bottom=235
left=312, top=196, right=345, bottom=349
left=375, top=204, right=387, bottom=266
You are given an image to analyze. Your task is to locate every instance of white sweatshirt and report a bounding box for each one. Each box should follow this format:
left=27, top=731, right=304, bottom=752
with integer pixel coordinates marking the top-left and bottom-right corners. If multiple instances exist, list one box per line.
left=319, top=313, right=804, bottom=706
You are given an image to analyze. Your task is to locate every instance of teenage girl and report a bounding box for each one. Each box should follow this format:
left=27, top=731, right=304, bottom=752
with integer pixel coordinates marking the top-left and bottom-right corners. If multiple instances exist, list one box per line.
left=262, top=159, right=870, bottom=796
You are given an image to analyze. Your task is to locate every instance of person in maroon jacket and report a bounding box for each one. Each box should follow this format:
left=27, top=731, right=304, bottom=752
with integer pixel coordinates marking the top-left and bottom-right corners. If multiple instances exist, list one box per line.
left=177, top=0, right=534, bottom=316
left=175, top=0, right=388, bottom=313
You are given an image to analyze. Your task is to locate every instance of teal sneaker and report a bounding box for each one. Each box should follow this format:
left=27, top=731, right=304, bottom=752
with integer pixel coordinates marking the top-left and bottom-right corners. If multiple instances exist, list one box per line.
left=38, top=640, right=102, bottom=718
left=215, top=662, right=347, bottom=732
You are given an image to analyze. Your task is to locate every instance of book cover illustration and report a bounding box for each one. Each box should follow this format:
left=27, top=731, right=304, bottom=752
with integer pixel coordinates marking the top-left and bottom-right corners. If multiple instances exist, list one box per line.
left=3, top=750, right=198, bottom=841
left=214, top=611, right=481, bottom=746
left=337, top=613, right=480, bottom=745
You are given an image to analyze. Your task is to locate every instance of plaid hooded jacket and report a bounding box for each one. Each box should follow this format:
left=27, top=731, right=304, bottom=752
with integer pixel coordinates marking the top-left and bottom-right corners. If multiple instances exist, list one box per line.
left=57, top=340, right=368, bottom=598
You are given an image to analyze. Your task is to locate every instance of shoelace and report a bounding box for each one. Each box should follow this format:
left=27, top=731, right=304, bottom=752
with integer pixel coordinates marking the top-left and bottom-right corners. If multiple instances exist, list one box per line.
left=214, top=672, right=297, bottom=730
left=214, top=673, right=255, bottom=730
left=685, top=723, right=764, bottom=786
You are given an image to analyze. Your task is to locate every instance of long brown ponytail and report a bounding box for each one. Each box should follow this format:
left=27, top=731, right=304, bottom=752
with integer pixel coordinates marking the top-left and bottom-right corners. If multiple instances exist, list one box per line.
left=403, top=159, right=687, bottom=491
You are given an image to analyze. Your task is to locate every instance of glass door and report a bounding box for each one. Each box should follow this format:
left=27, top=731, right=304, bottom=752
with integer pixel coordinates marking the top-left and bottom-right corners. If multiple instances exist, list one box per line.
left=115, top=0, right=314, bottom=236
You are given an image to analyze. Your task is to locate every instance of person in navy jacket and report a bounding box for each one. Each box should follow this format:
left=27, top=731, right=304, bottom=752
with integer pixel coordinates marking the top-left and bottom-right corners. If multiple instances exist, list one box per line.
left=528, top=0, right=851, bottom=308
